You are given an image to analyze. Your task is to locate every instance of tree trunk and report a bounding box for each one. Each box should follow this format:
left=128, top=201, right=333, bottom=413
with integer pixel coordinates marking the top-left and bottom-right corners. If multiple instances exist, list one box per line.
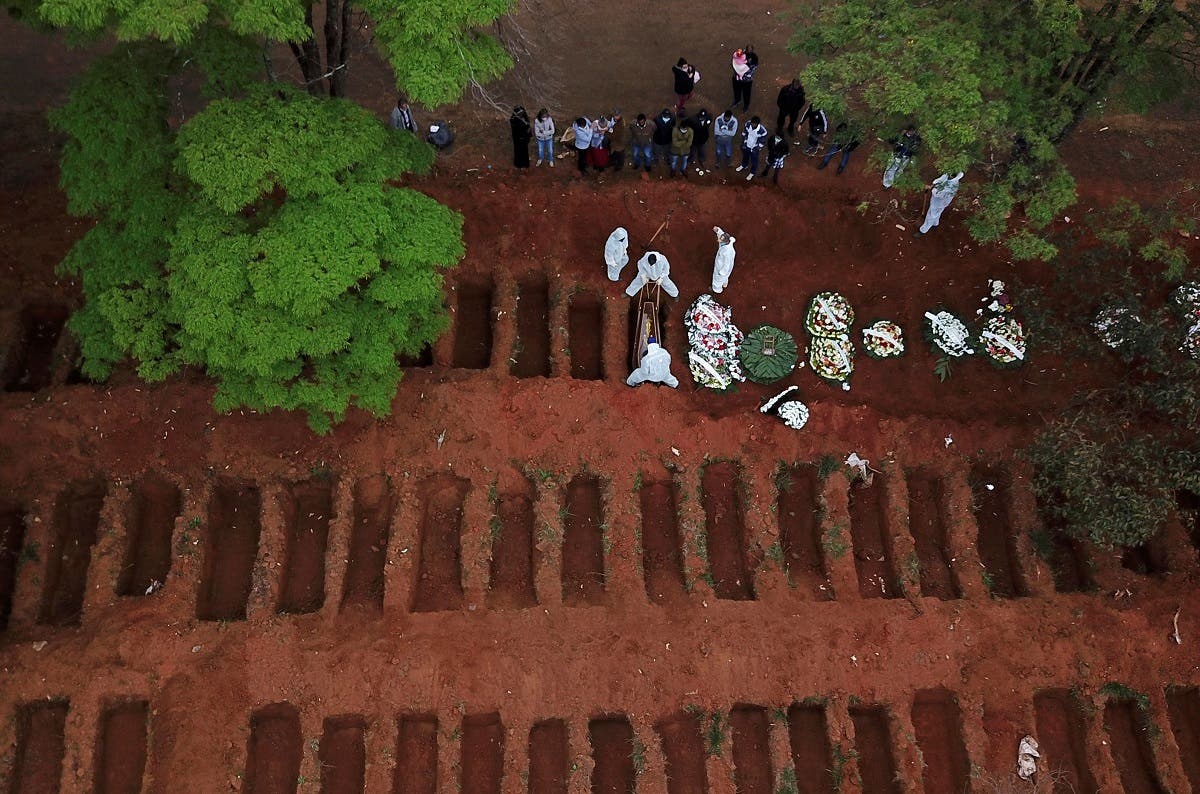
left=290, top=5, right=326, bottom=95
left=325, top=0, right=346, bottom=97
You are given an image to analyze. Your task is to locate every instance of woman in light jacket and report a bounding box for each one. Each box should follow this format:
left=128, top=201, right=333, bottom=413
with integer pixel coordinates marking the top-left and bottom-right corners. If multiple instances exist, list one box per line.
left=534, top=109, right=555, bottom=167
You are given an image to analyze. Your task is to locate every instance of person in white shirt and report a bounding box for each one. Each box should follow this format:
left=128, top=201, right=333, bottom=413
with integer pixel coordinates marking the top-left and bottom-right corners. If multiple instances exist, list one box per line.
left=604, top=227, right=630, bottom=282
left=736, top=116, right=769, bottom=178
left=915, top=172, right=965, bottom=236
left=625, top=251, right=679, bottom=298
left=627, top=339, right=679, bottom=388
left=711, top=227, right=737, bottom=293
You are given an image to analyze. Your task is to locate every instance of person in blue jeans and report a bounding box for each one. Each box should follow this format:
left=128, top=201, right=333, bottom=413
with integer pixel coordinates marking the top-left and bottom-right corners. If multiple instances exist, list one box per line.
left=534, top=108, right=555, bottom=166
left=630, top=114, right=654, bottom=171
left=714, top=109, right=738, bottom=168
left=736, top=116, right=768, bottom=180
left=818, top=121, right=861, bottom=174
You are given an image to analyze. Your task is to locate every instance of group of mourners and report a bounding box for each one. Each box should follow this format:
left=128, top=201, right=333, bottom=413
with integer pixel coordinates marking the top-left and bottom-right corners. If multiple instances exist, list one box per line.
left=391, top=47, right=968, bottom=234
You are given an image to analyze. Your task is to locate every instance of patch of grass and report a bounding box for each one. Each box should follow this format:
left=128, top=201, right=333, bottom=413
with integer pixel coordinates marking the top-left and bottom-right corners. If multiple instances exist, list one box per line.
left=817, top=454, right=839, bottom=480
left=187, top=516, right=202, bottom=529
left=774, top=464, right=795, bottom=493
left=770, top=707, right=789, bottom=723
left=981, top=569, right=995, bottom=594
left=1099, top=682, right=1151, bottom=711
left=537, top=522, right=561, bottom=546
left=632, top=471, right=643, bottom=492
left=706, top=711, right=728, bottom=757
left=631, top=738, right=646, bottom=776
left=309, top=462, right=334, bottom=481
left=18, top=541, right=39, bottom=566
left=487, top=481, right=497, bottom=503
left=488, top=513, right=502, bottom=544
left=800, top=694, right=829, bottom=707
left=904, top=552, right=922, bottom=583
left=934, top=355, right=953, bottom=382
left=829, top=743, right=857, bottom=790
left=1029, top=528, right=1054, bottom=561
left=776, top=765, right=799, bottom=794
left=822, top=524, right=848, bottom=559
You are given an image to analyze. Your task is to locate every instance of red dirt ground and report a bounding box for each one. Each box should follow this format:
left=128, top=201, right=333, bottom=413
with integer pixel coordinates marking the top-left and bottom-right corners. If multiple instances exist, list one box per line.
left=2, top=4, right=1200, bottom=793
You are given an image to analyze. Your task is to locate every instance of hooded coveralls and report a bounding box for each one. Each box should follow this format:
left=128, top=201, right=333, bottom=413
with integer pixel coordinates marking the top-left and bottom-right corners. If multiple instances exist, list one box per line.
left=712, top=227, right=737, bottom=293
left=919, top=172, right=964, bottom=234
left=605, top=227, right=630, bottom=281
left=625, top=251, right=679, bottom=298
left=626, top=343, right=679, bottom=388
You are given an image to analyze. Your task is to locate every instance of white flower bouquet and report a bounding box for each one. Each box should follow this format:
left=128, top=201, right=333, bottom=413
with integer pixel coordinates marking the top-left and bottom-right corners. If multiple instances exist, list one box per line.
left=760, top=385, right=809, bottom=429
left=923, top=309, right=974, bottom=357
left=809, top=334, right=854, bottom=387
left=685, top=294, right=746, bottom=390
left=978, top=315, right=1026, bottom=367
left=805, top=291, right=855, bottom=338
left=862, top=320, right=905, bottom=359
left=1093, top=305, right=1140, bottom=350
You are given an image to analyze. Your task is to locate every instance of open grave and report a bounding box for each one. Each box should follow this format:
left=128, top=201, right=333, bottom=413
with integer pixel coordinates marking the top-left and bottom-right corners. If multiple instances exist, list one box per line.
left=196, top=479, right=261, bottom=621
left=562, top=474, right=605, bottom=606
left=39, top=477, right=107, bottom=626
left=278, top=477, right=334, bottom=614
left=411, top=474, right=468, bottom=613
left=701, top=461, right=755, bottom=600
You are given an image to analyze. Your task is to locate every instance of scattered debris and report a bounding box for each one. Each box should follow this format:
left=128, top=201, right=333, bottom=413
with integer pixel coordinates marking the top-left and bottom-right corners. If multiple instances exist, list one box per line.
left=1017, top=735, right=1039, bottom=780
left=32, top=641, right=46, bottom=652
left=1172, top=607, right=1182, bottom=644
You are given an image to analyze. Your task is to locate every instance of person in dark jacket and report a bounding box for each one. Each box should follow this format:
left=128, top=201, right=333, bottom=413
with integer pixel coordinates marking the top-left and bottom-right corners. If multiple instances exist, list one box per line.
left=688, top=109, right=712, bottom=176
left=800, top=106, right=828, bottom=154
left=775, top=79, right=806, bottom=136
left=390, top=94, right=417, bottom=133
left=510, top=106, right=532, bottom=168
left=883, top=124, right=921, bottom=187
left=651, top=109, right=675, bottom=172
left=630, top=113, right=654, bottom=172
left=818, top=121, right=861, bottom=174
left=759, top=134, right=790, bottom=184
left=609, top=110, right=628, bottom=171
left=737, top=115, right=769, bottom=181
left=672, top=58, right=698, bottom=114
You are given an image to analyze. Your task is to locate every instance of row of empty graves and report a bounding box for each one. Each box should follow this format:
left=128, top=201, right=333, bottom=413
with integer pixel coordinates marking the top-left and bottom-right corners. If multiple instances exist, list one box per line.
left=7, top=687, right=1200, bottom=793
left=0, top=276, right=646, bottom=394
left=3, top=461, right=1200, bottom=631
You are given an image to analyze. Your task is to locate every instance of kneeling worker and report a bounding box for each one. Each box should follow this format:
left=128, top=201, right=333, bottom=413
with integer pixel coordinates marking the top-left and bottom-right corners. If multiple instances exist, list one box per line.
left=626, top=338, right=679, bottom=388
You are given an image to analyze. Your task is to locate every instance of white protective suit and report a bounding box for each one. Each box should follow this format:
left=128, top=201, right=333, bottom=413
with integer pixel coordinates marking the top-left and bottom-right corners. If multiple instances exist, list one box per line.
left=626, top=342, right=679, bottom=388
left=625, top=251, right=679, bottom=298
left=711, top=226, right=737, bottom=293
left=604, top=227, right=630, bottom=282
left=919, top=172, right=965, bottom=234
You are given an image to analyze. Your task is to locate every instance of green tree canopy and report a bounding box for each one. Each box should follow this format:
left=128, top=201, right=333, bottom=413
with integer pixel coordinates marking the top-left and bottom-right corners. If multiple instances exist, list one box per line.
left=56, top=56, right=463, bottom=431
left=794, top=0, right=1199, bottom=260
left=19, top=0, right=513, bottom=103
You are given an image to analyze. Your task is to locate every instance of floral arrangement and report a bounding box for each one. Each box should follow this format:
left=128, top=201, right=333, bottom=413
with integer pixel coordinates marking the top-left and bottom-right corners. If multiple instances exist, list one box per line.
left=862, top=320, right=905, bottom=359
left=978, top=315, right=1026, bottom=367
left=759, top=385, right=809, bottom=429
left=739, top=325, right=799, bottom=383
left=809, top=334, right=854, bottom=387
left=805, top=291, right=855, bottom=337
left=976, top=279, right=1014, bottom=318
left=923, top=309, right=974, bottom=357
left=1170, top=282, right=1200, bottom=360
left=1093, top=305, right=1140, bottom=350
left=685, top=294, right=746, bottom=389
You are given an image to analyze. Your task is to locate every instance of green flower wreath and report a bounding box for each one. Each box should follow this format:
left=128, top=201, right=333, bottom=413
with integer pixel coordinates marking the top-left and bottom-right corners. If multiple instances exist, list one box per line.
left=739, top=325, right=799, bottom=384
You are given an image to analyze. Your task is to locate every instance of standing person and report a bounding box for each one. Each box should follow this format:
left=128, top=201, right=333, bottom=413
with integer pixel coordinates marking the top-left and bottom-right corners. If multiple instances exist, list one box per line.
left=630, top=113, right=654, bottom=173
left=759, top=133, right=790, bottom=184
left=390, top=94, right=417, bottom=132
left=572, top=117, right=593, bottom=175
left=533, top=108, right=555, bottom=167
left=589, top=117, right=610, bottom=172
left=736, top=115, right=769, bottom=180
left=625, top=251, right=679, bottom=298
left=800, top=105, right=827, bottom=153
left=883, top=125, right=921, bottom=188
left=711, top=226, right=737, bottom=293
left=818, top=121, right=861, bottom=174
left=605, top=227, right=630, bottom=281
left=688, top=109, right=712, bottom=175
left=672, top=58, right=698, bottom=114
left=670, top=116, right=694, bottom=177
left=775, top=79, right=806, bottom=137
left=651, top=109, right=675, bottom=172
left=914, top=172, right=965, bottom=236
left=609, top=110, right=628, bottom=171
left=714, top=109, right=739, bottom=168
left=731, top=46, right=759, bottom=111
left=509, top=106, right=532, bottom=169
